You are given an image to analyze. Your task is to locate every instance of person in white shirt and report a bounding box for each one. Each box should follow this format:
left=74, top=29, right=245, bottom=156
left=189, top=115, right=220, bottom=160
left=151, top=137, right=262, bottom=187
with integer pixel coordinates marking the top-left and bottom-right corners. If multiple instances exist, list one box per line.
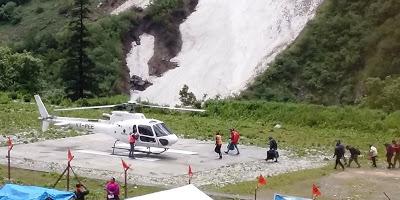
left=369, top=144, right=378, bottom=167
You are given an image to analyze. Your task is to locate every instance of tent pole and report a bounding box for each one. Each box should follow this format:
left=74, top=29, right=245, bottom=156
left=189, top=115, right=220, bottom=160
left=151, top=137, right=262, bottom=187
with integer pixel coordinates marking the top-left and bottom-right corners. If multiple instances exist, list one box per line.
left=53, top=166, right=68, bottom=188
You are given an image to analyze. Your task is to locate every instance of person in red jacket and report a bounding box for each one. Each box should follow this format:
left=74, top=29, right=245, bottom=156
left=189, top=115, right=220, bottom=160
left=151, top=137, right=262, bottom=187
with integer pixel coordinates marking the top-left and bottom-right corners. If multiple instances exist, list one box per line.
left=225, top=128, right=240, bottom=155
left=392, top=140, right=400, bottom=168
left=128, top=132, right=139, bottom=159
left=385, top=143, right=394, bottom=169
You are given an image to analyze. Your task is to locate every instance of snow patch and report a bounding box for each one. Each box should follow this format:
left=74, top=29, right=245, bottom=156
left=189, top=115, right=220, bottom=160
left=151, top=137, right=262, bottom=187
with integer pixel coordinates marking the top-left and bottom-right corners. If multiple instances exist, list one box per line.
left=111, top=0, right=150, bottom=15
left=130, top=0, right=323, bottom=105
left=126, top=34, right=155, bottom=79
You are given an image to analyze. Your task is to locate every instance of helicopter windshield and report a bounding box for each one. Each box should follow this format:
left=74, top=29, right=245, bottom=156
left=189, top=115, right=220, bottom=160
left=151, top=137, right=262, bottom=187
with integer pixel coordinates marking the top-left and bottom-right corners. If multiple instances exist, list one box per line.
left=153, top=123, right=173, bottom=137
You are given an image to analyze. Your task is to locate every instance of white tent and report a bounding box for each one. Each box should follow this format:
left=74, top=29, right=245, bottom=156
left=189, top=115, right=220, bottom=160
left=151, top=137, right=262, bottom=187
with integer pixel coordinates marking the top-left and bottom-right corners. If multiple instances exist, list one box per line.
left=126, top=184, right=213, bottom=200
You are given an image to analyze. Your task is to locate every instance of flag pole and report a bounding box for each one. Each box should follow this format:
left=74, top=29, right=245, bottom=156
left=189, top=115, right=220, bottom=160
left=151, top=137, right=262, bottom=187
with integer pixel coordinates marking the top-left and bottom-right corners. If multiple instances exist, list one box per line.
left=254, top=187, right=257, bottom=200
left=7, top=148, right=11, bottom=181
left=124, top=168, right=128, bottom=199
left=67, top=161, right=70, bottom=191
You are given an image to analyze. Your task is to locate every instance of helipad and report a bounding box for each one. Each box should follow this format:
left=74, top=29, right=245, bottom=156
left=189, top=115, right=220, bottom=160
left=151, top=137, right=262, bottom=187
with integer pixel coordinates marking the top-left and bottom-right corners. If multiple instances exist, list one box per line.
left=0, top=134, right=324, bottom=186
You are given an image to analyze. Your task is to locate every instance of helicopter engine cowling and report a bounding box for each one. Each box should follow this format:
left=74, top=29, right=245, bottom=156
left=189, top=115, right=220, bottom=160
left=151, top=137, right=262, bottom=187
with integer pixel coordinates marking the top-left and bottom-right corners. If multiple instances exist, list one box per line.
left=109, top=111, right=146, bottom=123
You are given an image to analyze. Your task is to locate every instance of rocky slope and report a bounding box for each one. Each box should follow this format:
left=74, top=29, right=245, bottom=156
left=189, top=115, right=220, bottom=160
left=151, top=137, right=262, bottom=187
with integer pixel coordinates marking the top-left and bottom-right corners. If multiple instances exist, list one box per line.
left=126, top=0, right=323, bottom=105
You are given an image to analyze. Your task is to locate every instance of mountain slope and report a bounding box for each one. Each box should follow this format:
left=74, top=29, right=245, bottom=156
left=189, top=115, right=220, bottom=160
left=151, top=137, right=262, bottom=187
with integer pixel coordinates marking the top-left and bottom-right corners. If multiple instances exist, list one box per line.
left=130, top=0, right=322, bottom=105
left=242, top=0, right=400, bottom=107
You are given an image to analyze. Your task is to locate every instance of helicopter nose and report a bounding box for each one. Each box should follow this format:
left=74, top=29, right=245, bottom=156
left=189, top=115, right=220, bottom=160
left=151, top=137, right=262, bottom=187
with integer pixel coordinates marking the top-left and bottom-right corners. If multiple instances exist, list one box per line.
left=169, top=134, right=178, bottom=145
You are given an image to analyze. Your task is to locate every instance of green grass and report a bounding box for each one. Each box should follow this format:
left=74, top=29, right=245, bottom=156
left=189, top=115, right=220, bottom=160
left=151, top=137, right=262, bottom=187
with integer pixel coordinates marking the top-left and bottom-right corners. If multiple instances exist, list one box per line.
left=0, top=101, right=40, bottom=134
left=0, top=165, right=162, bottom=199
left=2, top=98, right=399, bottom=156
left=204, top=166, right=332, bottom=195
left=145, top=110, right=397, bottom=156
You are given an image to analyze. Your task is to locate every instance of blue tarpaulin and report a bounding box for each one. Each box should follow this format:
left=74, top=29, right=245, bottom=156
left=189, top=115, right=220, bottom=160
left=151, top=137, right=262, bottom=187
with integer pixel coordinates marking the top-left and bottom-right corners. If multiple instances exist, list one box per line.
left=0, top=184, right=75, bottom=200
left=274, top=193, right=312, bottom=200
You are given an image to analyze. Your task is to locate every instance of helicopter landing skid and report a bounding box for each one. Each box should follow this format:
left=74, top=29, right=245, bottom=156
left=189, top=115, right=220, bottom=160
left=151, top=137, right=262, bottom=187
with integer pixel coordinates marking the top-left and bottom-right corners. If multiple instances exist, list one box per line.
left=111, top=140, right=168, bottom=156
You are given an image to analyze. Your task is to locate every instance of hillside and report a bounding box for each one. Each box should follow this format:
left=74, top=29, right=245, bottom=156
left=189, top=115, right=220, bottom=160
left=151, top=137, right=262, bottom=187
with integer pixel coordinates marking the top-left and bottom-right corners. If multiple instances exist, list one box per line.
left=0, top=0, right=116, bottom=43
left=130, top=0, right=323, bottom=105
left=242, top=0, right=400, bottom=110
left=0, top=0, right=190, bottom=102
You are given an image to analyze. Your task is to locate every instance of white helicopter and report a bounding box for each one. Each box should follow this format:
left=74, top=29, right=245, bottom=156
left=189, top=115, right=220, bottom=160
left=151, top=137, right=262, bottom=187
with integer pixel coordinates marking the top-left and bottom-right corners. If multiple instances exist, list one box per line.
left=34, top=95, right=205, bottom=154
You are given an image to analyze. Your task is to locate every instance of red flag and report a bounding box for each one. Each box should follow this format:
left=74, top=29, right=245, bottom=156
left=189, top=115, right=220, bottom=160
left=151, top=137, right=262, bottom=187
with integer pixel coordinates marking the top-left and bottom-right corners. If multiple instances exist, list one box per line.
left=312, top=184, right=321, bottom=197
left=188, top=165, right=193, bottom=177
left=7, top=137, right=13, bottom=151
left=257, top=174, right=267, bottom=187
left=122, top=159, right=130, bottom=170
left=67, top=149, right=74, bottom=162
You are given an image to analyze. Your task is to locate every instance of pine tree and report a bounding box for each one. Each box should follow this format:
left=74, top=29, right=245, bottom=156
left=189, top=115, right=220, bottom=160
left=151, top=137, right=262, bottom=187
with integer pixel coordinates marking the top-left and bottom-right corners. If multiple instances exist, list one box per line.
left=179, top=84, right=196, bottom=106
left=61, top=0, right=96, bottom=100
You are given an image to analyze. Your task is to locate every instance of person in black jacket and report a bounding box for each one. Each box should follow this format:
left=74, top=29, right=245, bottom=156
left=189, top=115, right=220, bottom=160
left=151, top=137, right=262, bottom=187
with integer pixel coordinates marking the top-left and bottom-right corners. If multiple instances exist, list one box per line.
left=74, top=183, right=89, bottom=200
left=267, top=137, right=278, bottom=162
left=269, top=137, right=278, bottom=150
left=333, top=143, right=345, bottom=170
left=346, top=145, right=361, bottom=168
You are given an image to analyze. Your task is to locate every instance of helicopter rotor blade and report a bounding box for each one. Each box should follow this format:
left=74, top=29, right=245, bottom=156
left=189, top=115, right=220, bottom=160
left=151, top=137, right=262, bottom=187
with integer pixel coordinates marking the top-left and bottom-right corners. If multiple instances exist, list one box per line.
left=136, top=103, right=206, bottom=112
left=54, top=104, right=118, bottom=111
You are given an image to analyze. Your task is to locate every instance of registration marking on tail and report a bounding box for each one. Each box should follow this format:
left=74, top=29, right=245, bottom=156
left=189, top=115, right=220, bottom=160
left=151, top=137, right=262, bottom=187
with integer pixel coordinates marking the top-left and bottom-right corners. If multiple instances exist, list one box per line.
left=76, top=150, right=160, bottom=162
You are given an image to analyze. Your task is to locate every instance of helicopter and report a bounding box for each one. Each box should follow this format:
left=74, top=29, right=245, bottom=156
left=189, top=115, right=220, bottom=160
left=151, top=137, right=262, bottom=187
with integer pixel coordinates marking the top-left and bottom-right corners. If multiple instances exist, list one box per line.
left=33, top=95, right=205, bottom=155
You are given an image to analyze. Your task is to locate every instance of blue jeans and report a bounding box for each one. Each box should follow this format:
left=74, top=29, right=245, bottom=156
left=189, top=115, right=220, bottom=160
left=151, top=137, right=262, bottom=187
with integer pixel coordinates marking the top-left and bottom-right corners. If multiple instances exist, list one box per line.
left=226, top=143, right=239, bottom=154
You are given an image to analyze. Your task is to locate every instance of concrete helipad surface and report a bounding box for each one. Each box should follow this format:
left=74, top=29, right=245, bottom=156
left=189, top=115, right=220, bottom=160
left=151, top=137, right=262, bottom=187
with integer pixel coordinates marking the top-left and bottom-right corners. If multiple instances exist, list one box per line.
left=0, top=134, right=324, bottom=187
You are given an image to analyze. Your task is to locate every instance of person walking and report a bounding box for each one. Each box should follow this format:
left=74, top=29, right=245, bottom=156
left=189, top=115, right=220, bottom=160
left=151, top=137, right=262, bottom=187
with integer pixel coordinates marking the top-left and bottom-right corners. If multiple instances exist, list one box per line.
left=106, top=177, right=120, bottom=200
left=392, top=140, right=400, bottom=168
left=128, top=132, right=139, bottom=159
left=369, top=144, right=378, bottom=168
left=333, top=143, right=345, bottom=170
left=385, top=143, right=394, bottom=169
left=215, top=131, right=223, bottom=159
left=336, top=140, right=347, bottom=165
left=268, top=136, right=278, bottom=162
left=225, top=128, right=240, bottom=155
left=346, top=145, right=361, bottom=168
left=74, top=183, right=89, bottom=200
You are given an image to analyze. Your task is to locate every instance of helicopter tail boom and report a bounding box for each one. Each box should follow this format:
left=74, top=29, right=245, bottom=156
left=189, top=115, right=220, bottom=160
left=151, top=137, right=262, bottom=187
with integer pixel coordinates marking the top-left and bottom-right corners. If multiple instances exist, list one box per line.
left=34, top=95, right=50, bottom=119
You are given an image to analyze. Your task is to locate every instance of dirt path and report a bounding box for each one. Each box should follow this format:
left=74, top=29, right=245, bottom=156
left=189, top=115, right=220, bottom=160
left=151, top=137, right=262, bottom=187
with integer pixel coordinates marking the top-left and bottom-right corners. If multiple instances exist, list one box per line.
left=257, top=167, right=400, bottom=200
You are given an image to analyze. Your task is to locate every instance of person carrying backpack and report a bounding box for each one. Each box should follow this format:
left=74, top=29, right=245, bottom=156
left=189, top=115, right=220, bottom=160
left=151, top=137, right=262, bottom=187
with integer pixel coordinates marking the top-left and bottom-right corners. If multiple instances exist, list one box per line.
left=214, top=131, right=223, bottom=159
left=346, top=145, right=361, bottom=168
left=225, top=128, right=240, bottom=155
left=333, top=143, right=345, bottom=170
left=268, top=136, right=279, bottom=162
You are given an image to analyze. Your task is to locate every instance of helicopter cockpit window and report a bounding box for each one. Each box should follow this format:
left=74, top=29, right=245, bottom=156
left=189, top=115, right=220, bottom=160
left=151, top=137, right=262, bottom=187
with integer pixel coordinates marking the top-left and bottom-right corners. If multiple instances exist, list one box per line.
left=153, top=124, right=167, bottom=137
left=159, top=123, right=173, bottom=135
left=153, top=123, right=173, bottom=137
left=138, top=125, right=156, bottom=143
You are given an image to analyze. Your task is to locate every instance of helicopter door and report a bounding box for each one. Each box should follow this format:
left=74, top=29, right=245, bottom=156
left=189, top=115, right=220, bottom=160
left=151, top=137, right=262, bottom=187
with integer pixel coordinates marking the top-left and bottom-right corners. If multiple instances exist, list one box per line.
left=137, top=125, right=156, bottom=144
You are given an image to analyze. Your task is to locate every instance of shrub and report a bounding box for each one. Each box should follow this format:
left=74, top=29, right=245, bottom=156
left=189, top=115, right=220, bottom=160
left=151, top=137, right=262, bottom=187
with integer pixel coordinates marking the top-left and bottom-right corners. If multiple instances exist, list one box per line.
left=35, top=7, right=44, bottom=14
left=0, top=2, right=22, bottom=24
left=0, top=93, right=11, bottom=104
left=384, top=111, right=400, bottom=130
left=8, top=92, right=18, bottom=100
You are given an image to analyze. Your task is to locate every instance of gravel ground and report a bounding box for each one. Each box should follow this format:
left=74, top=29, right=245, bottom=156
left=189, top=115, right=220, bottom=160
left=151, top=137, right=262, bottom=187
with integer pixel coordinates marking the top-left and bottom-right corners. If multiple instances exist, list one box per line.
left=0, top=134, right=328, bottom=187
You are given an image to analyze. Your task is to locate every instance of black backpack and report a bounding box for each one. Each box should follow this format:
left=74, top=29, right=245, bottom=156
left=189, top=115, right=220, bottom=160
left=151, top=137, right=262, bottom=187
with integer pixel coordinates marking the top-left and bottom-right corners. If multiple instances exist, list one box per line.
left=355, top=148, right=361, bottom=155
